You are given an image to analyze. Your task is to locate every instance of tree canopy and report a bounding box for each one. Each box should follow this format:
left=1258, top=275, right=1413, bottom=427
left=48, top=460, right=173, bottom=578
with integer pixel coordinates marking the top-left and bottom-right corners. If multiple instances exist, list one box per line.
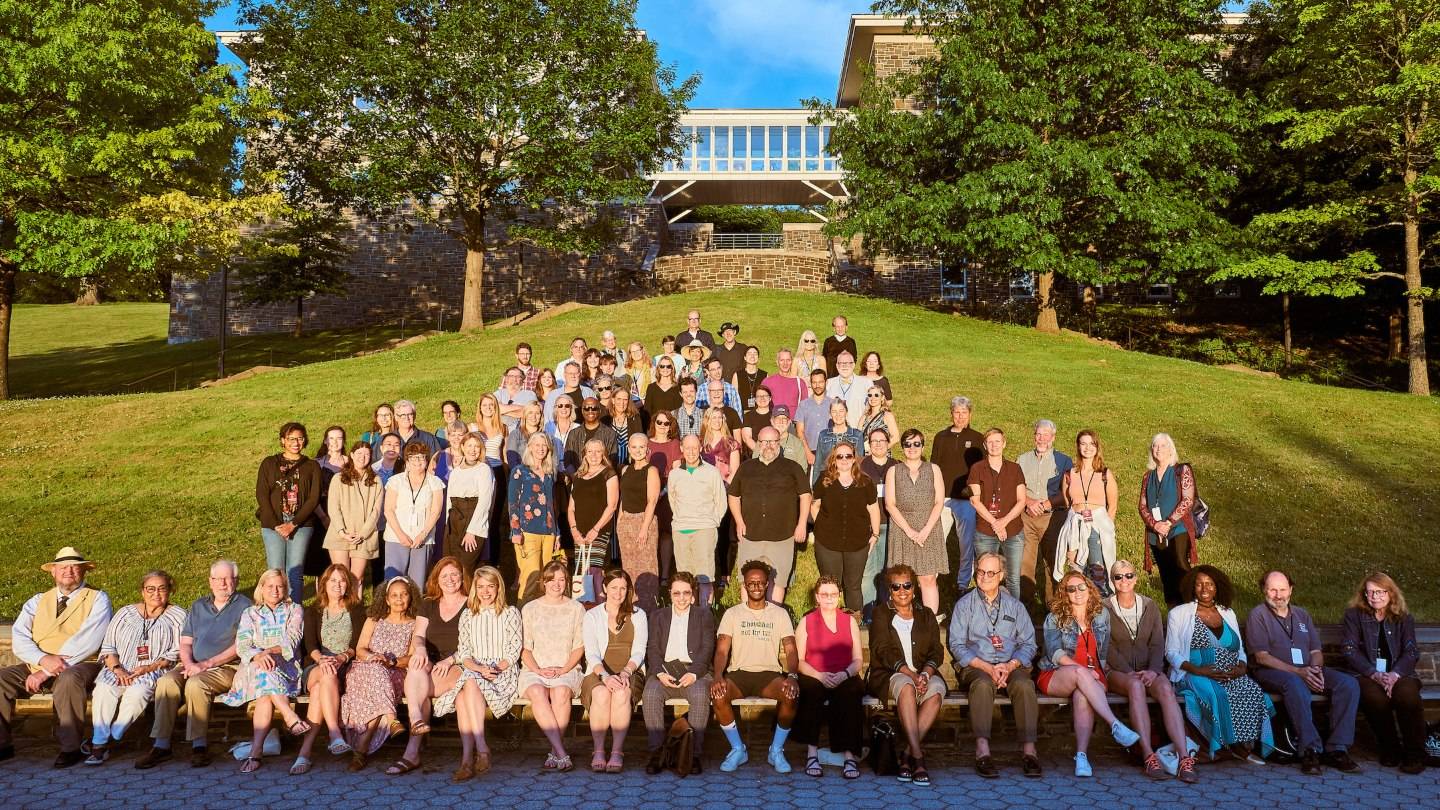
left=241, top=0, right=697, bottom=331
left=810, top=0, right=1248, bottom=332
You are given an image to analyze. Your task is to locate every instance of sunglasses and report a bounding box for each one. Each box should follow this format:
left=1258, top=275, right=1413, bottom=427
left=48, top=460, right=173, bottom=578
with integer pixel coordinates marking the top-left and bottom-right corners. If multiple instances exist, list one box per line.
left=1064, top=584, right=1089, bottom=594
left=654, top=419, right=672, bottom=426
left=803, top=338, right=817, bottom=343
left=1112, top=572, right=1137, bottom=581
left=582, top=406, right=600, bottom=412
left=658, top=364, right=674, bottom=369
left=902, top=441, right=924, bottom=448
left=889, top=581, right=914, bottom=592
left=594, top=386, right=612, bottom=392
left=834, top=453, right=854, bottom=459
left=555, top=404, right=573, bottom=409
left=867, top=392, right=883, bottom=398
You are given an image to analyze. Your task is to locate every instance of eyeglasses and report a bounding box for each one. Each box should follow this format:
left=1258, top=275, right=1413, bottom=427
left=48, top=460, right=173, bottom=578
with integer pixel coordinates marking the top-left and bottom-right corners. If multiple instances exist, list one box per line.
left=1365, top=589, right=1388, bottom=598
left=1112, top=572, right=1137, bottom=581
left=869, top=436, right=888, bottom=443
left=902, top=441, right=924, bottom=448
left=976, top=569, right=1003, bottom=579
left=396, top=412, right=416, bottom=419
left=143, top=585, right=171, bottom=593
left=889, top=582, right=914, bottom=592
left=1064, top=584, right=1089, bottom=594
left=834, top=453, right=854, bottom=460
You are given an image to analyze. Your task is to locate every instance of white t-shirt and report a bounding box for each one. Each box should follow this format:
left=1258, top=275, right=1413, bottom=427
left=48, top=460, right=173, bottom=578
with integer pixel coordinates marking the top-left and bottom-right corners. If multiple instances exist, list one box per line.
left=665, top=609, right=692, bottom=664
left=892, top=614, right=916, bottom=670
left=825, top=375, right=873, bottom=429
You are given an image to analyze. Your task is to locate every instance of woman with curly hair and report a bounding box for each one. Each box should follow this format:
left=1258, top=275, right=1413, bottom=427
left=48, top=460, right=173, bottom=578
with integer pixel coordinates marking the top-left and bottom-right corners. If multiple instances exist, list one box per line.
left=1037, top=570, right=1141, bottom=777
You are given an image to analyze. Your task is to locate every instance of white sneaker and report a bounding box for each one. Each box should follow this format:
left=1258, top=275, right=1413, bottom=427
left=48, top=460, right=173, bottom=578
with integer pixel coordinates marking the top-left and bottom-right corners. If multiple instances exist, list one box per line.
left=1075, top=752, right=1093, bottom=777
left=1111, top=720, right=1141, bottom=748
left=720, top=746, right=749, bottom=772
left=768, top=747, right=791, bottom=774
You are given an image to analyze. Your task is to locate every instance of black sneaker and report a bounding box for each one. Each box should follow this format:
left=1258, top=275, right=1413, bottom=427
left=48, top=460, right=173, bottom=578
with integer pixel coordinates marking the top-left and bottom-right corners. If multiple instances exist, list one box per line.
left=1300, top=749, right=1322, bottom=775
left=1321, top=750, right=1360, bottom=773
left=190, top=746, right=212, bottom=768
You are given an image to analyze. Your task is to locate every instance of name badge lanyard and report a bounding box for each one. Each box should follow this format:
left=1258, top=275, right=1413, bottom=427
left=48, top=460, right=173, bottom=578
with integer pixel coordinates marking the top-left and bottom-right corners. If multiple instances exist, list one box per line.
left=1271, top=609, right=1305, bottom=666
left=986, top=598, right=1004, bottom=652
left=137, top=615, right=158, bottom=662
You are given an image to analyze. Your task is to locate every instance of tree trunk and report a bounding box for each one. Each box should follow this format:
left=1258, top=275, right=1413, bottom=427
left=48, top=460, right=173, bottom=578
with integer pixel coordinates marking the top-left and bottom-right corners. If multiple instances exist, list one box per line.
left=460, top=210, right=487, bottom=332
left=75, top=276, right=100, bottom=306
left=1282, top=292, right=1292, bottom=367
left=1034, top=271, right=1059, bottom=334
left=0, top=261, right=14, bottom=400
left=293, top=296, right=304, bottom=338
left=1402, top=189, right=1429, bottom=395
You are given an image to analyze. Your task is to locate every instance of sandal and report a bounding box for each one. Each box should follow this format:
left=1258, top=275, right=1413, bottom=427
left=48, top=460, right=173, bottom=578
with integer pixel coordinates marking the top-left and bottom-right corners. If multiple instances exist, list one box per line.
left=451, top=759, right=475, bottom=783
left=805, top=755, right=823, bottom=777
left=541, top=753, right=560, bottom=771
left=348, top=752, right=368, bottom=772
left=387, top=719, right=407, bottom=738
left=605, top=752, right=624, bottom=774
left=843, top=758, right=861, bottom=780
left=327, top=738, right=353, bottom=756
left=288, top=756, right=312, bottom=776
left=911, top=756, right=930, bottom=786
left=555, top=754, right=574, bottom=772
left=591, top=750, right=608, bottom=773
left=287, top=719, right=313, bottom=736
left=410, top=721, right=432, bottom=736
left=897, top=754, right=914, bottom=782
left=239, top=756, right=261, bottom=774
left=385, top=756, right=420, bottom=776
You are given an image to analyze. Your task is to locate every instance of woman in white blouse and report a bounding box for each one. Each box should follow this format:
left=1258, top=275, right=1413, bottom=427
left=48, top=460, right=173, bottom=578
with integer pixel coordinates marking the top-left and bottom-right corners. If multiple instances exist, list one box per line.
left=444, top=433, right=495, bottom=579
left=450, top=566, right=521, bottom=782
left=383, top=441, right=445, bottom=584
left=580, top=570, right=647, bottom=773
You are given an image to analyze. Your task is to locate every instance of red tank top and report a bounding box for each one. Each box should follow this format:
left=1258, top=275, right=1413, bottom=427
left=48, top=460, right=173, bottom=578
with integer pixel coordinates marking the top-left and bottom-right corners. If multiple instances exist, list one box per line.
left=803, top=610, right=854, bottom=673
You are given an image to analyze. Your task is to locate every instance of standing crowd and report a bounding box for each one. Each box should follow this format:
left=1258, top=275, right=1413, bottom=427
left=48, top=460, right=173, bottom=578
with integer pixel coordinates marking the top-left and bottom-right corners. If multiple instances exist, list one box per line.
left=0, top=309, right=1429, bottom=784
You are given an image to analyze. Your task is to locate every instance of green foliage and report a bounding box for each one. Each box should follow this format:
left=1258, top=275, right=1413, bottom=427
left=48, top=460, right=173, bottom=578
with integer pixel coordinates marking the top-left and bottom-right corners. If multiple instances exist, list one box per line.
left=808, top=0, right=1248, bottom=328
left=234, top=211, right=352, bottom=328
left=682, top=205, right=782, bottom=232
left=240, top=0, right=698, bottom=329
left=0, top=0, right=271, bottom=397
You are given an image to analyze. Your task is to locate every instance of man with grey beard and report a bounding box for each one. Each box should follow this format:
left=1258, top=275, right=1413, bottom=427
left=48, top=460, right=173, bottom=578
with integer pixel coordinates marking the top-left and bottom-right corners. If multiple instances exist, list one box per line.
left=727, top=427, right=811, bottom=603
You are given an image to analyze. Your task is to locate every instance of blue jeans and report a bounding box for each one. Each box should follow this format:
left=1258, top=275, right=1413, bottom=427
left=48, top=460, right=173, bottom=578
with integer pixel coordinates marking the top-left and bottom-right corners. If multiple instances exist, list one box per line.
left=261, top=525, right=313, bottom=600
left=861, top=524, right=889, bottom=609
left=946, top=498, right=977, bottom=592
left=973, top=531, right=1023, bottom=600
left=384, top=542, right=431, bottom=584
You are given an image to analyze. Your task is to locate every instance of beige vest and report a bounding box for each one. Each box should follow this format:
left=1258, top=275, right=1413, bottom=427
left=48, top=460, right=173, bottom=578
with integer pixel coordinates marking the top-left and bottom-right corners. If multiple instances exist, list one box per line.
left=29, top=586, right=99, bottom=669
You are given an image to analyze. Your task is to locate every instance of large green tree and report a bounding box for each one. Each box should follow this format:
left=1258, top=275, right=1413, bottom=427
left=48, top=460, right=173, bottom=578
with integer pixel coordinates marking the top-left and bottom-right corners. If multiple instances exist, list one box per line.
left=810, top=0, right=1246, bottom=332
left=240, top=0, right=697, bottom=332
left=0, top=0, right=258, bottom=399
left=1228, top=0, right=1438, bottom=395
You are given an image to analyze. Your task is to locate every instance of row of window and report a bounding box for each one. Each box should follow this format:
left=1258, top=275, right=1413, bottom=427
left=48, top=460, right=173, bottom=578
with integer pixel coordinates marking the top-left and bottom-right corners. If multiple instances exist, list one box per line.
left=937, top=269, right=1240, bottom=302
left=663, top=124, right=839, bottom=173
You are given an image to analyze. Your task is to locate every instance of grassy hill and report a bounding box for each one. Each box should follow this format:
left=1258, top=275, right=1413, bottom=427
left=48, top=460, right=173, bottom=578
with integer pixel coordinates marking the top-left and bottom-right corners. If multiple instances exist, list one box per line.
left=2, top=290, right=1436, bottom=621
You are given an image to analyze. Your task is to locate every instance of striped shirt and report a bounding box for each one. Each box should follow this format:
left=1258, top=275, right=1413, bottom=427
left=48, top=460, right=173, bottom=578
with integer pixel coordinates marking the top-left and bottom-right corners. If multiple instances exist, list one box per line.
left=97, top=604, right=186, bottom=687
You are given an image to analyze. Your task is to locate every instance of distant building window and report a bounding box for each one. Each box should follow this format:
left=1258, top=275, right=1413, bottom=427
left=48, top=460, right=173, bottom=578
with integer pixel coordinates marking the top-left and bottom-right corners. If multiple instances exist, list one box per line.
left=1214, top=283, right=1241, bottom=299
left=1075, top=283, right=1106, bottom=301
left=1010, top=273, right=1036, bottom=300
left=1146, top=283, right=1174, bottom=301
left=940, top=264, right=969, bottom=302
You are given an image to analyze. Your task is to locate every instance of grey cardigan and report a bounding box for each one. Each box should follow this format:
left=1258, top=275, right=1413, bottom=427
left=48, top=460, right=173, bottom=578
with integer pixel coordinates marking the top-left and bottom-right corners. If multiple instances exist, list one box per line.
left=1103, top=594, right=1166, bottom=673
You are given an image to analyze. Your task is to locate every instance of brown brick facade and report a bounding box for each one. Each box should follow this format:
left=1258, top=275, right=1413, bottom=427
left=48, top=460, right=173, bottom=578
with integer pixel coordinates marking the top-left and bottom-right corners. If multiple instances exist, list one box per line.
left=653, top=251, right=834, bottom=292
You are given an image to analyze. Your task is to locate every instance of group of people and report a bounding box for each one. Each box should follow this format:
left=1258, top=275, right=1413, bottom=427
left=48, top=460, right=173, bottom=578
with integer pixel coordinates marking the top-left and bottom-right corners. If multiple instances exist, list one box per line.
left=0, top=546, right=1427, bottom=784
left=0, top=307, right=1428, bottom=783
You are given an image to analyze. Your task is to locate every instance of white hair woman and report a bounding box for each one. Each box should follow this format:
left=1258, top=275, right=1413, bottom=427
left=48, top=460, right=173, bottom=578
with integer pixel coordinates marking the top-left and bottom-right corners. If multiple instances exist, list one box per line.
left=1138, top=433, right=1199, bottom=607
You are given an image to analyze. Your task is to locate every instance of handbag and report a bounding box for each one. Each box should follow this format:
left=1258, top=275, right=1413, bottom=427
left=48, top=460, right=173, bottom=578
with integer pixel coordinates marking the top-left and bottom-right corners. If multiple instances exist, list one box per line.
left=570, top=541, right=597, bottom=603
left=866, top=717, right=899, bottom=775
left=658, top=716, right=695, bottom=777
left=1186, top=464, right=1211, bottom=538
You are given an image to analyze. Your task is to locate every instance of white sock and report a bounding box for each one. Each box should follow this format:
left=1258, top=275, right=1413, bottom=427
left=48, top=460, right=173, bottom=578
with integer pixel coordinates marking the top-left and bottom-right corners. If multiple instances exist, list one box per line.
left=722, top=723, right=743, bottom=750
left=153, top=738, right=171, bottom=750
left=771, top=726, right=790, bottom=752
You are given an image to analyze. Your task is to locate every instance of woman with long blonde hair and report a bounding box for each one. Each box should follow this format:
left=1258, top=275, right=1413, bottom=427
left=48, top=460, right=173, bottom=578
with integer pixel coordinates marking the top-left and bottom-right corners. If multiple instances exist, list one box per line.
left=794, top=329, right=826, bottom=378
left=449, top=566, right=522, bottom=781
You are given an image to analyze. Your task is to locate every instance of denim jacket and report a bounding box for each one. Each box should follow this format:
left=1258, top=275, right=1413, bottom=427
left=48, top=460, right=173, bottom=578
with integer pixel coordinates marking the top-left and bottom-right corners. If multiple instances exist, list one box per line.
left=1039, top=608, right=1111, bottom=672
left=1341, top=607, right=1418, bottom=677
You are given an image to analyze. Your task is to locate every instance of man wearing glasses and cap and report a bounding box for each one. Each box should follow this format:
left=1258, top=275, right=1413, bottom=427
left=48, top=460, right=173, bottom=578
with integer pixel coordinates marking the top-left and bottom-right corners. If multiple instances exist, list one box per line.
left=0, top=547, right=113, bottom=768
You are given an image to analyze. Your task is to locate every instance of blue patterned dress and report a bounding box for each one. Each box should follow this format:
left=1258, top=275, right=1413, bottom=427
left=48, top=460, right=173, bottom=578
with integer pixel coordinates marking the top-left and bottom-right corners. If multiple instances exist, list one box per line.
left=221, top=602, right=304, bottom=705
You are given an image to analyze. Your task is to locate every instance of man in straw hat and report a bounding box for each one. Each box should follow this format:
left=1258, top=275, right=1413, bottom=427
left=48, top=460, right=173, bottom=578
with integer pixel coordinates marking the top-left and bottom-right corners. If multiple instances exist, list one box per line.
left=0, top=547, right=113, bottom=767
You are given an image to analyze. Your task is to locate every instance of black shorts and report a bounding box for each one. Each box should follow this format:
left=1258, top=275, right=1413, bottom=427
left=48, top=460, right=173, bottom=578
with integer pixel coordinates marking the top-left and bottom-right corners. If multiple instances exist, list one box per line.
left=728, top=669, right=783, bottom=698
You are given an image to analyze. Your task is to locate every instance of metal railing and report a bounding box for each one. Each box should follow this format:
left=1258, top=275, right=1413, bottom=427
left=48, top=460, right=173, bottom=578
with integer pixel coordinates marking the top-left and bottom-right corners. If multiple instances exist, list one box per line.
left=710, top=232, right=783, bottom=250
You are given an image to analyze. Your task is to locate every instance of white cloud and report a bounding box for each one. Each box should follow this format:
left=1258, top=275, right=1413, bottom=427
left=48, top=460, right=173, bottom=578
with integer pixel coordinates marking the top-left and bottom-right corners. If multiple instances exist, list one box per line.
left=695, top=0, right=852, bottom=74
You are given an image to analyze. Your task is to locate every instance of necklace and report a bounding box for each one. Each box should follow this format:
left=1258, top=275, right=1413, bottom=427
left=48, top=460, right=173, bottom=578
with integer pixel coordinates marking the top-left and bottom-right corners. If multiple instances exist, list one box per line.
left=1111, top=596, right=1141, bottom=637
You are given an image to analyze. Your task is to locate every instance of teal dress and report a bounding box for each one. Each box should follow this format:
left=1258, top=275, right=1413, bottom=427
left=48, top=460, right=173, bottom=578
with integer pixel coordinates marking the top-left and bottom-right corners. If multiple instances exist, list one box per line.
left=1176, top=617, right=1275, bottom=756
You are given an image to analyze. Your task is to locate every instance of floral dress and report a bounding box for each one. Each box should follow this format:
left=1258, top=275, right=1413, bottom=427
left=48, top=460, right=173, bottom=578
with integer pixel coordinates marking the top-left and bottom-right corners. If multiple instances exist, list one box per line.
left=340, top=619, right=415, bottom=754
left=221, top=602, right=304, bottom=705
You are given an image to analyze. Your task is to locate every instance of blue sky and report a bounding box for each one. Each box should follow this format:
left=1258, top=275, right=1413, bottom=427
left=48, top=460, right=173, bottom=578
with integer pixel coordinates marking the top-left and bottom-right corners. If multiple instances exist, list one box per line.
left=205, top=0, right=857, bottom=108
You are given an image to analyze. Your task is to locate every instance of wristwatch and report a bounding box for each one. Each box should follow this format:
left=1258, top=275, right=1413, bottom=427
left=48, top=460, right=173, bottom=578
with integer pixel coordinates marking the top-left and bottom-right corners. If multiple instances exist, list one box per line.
left=785, top=672, right=799, bottom=681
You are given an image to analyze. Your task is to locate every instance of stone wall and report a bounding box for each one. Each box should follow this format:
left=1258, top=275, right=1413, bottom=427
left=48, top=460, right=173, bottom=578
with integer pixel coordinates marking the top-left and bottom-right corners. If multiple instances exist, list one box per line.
left=168, top=202, right=665, bottom=343
left=781, top=223, right=829, bottom=253
left=653, top=251, right=835, bottom=293
left=871, top=36, right=938, bottom=110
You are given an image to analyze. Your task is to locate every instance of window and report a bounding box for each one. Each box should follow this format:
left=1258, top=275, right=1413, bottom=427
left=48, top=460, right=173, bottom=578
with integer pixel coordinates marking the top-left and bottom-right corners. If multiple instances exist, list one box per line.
left=751, top=126, right=766, bottom=171
left=804, top=125, right=820, bottom=171
left=714, top=126, right=728, bottom=172
left=823, top=126, right=837, bottom=171
left=786, top=125, right=801, bottom=171
left=940, top=263, right=969, bottom=302
left=1146, top=283, right=1174, bottom=301
left=679, top=126, right=694, bottom=171
left=1009, top=273, right=1036, bottom=300
left=733, top=127, right=747, bottom=172
left=696, top=126, right=710, bottom=172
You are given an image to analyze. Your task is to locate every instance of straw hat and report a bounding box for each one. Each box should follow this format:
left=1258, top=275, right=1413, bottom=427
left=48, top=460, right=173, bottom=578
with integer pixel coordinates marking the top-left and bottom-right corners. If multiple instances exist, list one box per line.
left=41, top=546, right=96, bottom=572
left=683, top=339, right=712, bottom=361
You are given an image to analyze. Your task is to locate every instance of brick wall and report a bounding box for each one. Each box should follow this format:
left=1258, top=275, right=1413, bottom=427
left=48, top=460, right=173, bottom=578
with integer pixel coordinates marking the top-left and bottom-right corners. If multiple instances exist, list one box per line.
left=168, top=202, right=665, bottom=343
left=653, top=251, right=835, bottom=292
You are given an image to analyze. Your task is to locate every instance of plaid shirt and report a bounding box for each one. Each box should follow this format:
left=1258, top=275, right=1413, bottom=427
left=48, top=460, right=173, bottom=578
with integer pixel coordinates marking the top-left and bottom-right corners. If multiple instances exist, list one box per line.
left=517, top=365, right=540, bottom=391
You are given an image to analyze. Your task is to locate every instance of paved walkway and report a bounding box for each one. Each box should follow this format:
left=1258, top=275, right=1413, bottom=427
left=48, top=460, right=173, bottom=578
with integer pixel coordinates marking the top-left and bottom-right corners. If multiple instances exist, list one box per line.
left=1, top=740, right=1436, bottom=808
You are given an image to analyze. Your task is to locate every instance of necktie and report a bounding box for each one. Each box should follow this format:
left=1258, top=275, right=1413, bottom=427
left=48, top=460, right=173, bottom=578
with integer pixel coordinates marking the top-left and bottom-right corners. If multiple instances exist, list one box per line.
left=56, top=595, right=69, bottom=617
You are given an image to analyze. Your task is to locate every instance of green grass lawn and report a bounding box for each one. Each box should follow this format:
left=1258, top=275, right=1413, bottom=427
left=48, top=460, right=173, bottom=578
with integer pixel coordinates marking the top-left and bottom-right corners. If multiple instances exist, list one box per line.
left=7, top=302, right=424, bottom=398
left=1, top=290, right=1435, bottom=622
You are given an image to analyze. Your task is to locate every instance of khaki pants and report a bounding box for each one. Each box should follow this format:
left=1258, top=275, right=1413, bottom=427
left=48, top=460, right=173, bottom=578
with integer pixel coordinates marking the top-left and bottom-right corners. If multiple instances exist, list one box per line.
left=149, top=665, right=236, bottom=744
left=0, top=661, right=103, bottom=752
left=1020, top=510, right=1061, bottom=611
left=959, top=665, right=1038, bottom=744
